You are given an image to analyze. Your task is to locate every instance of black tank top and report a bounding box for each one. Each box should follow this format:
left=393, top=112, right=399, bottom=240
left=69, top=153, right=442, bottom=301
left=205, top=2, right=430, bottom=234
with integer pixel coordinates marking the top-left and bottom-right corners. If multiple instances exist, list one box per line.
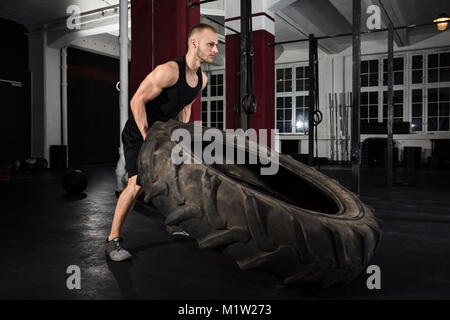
left=132, top=55, right=203, bottom=130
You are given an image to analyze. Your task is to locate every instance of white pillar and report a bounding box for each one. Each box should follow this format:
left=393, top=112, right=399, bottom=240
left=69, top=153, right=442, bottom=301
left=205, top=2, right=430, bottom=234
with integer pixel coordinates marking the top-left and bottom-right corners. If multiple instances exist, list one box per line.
left=115, top=0, right=129, bottom=191
left=61, top=47, right=68, bottom=147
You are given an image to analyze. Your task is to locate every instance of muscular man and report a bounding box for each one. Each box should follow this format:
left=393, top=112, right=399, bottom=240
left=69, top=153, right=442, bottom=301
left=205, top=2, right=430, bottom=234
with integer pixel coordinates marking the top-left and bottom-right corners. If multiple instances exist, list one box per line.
left=105, top=23, right=218, bottom=261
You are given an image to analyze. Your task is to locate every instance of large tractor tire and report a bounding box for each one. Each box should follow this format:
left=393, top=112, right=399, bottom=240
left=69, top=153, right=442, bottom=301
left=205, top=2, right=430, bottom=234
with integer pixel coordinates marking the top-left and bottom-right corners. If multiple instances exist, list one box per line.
left=137, top=120, right=382, bottom=288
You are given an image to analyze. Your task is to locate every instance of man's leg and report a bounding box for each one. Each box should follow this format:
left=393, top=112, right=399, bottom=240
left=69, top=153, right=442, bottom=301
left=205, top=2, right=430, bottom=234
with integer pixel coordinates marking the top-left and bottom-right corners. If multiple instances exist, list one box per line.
left=108, top=175, right=142, bottom=241
left=105, top=175, right=142, bottom=261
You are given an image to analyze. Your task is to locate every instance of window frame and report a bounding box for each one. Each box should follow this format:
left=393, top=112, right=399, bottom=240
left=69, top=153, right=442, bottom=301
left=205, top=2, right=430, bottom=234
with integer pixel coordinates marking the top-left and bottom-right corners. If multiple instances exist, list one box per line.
left=201, top=70, right=226, bottom=130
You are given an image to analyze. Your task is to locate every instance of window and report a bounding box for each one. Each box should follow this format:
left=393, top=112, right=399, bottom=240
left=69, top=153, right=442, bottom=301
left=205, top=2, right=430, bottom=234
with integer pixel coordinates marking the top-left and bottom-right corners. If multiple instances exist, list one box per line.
left=276, top=68, right=292, bottom=92
left=411, top=89, right=423, bottom=131
left=361, top=60, right=379, bottom=87
left=275, top=65, right=309, bottom=134
left=276, top=97, right=292, bottom=133
left=383, top=90, right=404, bottom=123
left=295, top=96, right=309, bottom=133
left=201, top=71, right=225, bottom=130
left=295, top=66, right=309, bottom=91
left=411, top=55, right=424, bottom=84
left=210, top=74, right=224, bottom=97
left=360, top=91, right=379, bottom=124
left=428, top=53, right=450, bottom=83
left=428, top=87, right=450, bottom=131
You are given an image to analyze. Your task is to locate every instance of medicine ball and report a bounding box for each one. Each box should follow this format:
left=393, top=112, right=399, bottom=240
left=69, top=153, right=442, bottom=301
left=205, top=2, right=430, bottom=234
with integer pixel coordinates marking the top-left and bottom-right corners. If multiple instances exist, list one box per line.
left=62, top=169, right=88, bottom=194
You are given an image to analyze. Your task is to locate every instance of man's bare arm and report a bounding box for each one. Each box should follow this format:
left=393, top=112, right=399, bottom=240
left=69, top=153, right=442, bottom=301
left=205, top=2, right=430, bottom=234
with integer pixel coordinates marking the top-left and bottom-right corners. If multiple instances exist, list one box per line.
left=177, top=103, right=192, bottom=123
left=130, top=62, right=178, bottom=139
left=177, top=72, right=208, bottom=124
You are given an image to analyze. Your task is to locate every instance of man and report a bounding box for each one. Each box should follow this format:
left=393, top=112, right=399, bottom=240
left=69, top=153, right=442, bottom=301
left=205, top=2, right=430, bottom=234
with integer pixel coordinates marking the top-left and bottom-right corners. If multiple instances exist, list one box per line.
left=105, top=23, right=219, bottom=261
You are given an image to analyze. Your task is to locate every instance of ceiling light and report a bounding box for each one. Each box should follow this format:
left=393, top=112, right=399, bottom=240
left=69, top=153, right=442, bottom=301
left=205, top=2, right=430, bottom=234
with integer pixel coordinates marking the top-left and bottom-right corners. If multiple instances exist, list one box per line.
left=433, top=13, right=450, bottom=31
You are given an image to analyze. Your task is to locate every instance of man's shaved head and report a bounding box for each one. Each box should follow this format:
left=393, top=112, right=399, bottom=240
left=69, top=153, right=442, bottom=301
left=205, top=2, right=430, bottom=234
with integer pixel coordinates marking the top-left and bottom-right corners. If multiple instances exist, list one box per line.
left=188, top=23, right=217, bottom=42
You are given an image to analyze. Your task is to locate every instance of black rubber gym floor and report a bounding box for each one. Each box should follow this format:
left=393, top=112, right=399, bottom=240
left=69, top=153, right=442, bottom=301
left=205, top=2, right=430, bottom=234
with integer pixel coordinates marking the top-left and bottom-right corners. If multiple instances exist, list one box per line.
left=1, top=165, right=449, bottom=299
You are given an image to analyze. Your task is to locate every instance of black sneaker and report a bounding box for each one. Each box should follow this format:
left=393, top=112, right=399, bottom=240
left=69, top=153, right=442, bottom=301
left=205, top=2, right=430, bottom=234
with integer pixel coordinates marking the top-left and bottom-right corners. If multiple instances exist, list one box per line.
left=105, top=237, right=132, bottom=261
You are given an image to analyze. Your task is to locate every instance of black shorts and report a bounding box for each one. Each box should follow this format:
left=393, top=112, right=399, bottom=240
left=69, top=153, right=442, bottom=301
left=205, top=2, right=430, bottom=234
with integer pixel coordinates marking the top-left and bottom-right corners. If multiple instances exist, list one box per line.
left=122, top=119, right=144, bottom=178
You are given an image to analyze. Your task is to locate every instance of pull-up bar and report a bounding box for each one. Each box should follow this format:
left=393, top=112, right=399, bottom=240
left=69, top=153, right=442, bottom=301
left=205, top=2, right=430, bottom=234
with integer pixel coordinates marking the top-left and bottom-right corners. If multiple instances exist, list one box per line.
left=268, top=20, right=447, bottom=47
left=188, top=0, right=219, bottom=8
left=201, top=14, right=240, bottom=34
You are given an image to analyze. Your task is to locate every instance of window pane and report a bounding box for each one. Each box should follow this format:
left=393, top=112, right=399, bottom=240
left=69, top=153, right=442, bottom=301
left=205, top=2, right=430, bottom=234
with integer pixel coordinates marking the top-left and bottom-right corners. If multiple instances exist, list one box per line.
left=285, top=68, right=292, bottom=79
left=276, top=81, right=283, bottom=92
left=285, top=109, right=292, bottom=121
left=211, top=112, right=216, bottom=122
left=440, top=67, right=450, bottom=82
left=202, top=87, right=207, bottom=97
left=285, top=121, right=292, bottom=132
left=277, top=121, right=283, bottom=132
left=276, top=109, right=283, bottom=120
left=361, top=61, right=368, bottom=73
left=218, top=112, right=223, bottom=122
left=428, top=117, right=438, bottom=131
left=412, top=89, right=422, bottom=103
left=394, top=57, right=403, bottom=71
left=412, top=104, right=422, bottom=117
left=285, top=80, right=292, bottom=92
left=218, top=86, right=223, bottom=96
left=361, top=74, right=369, bottom=87
left=428, top=88, right=439, bottom=102
left=218, top=74, right=223, bottom=85
left=369, top=105, right=378, bottom=118
left=296, top=96, right=304, bottom=107
left=361, top=106, right=368, bottom=118
left=412, top=70, right=422, bottom=83
left=428, top=54, right=439, bottom=68
left=211, top=86, right=217, bottom=96
left=439, top=88, right=450, bottom=102
left=439, top=117, right=449, bottom=131
left=369, top=74, right=378, bottom=86
left=394, top=90, right=403, bottom=103
left=428, top=103, right=438, bottom=116
left=202, top=112, right=207, bottom=123
left=428, top=69, right=439, bottom=82
left=394, top=71, right=403, bottom=85
left=370, top=92, right=378, bottom=104
left=296, top=67, right=303, bottom=79
left=440, top=102, right=450, bottom=117
left=411, top=118, right=422, bottom=131
left=394, top=105, right=403, bottom=118
left=276, top=97, right=283, bottom=108
left=361, top=92, right=368, bottom=103
left=211, top=75, right=217, bottom=85
left=412, top=55, right=423, bottom=69
left=370, top=60, right=379, bottom=73
left=440, top=53, right=450, bottom=67
left=277, top=69, right=283, bottom=80
left=285, top=97, right=292, bottom=108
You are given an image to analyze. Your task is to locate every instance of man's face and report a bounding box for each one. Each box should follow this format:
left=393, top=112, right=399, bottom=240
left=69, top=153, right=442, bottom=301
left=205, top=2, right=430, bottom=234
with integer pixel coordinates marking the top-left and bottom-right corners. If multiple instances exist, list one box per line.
left=195, top=29, right=219, bottom=63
